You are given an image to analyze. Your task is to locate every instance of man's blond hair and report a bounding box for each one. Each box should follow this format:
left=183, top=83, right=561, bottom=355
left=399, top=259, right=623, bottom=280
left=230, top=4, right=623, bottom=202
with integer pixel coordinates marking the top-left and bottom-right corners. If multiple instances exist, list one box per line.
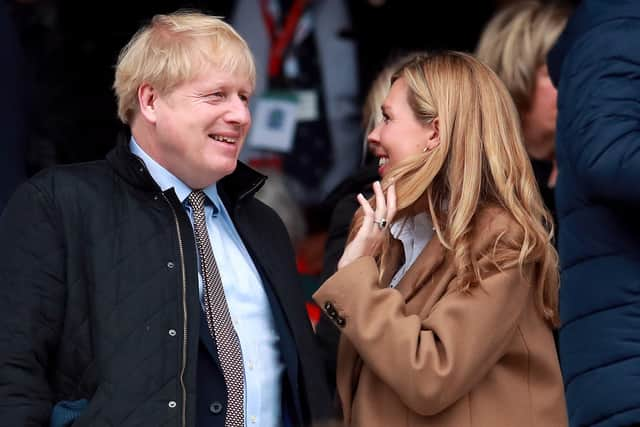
left=113, top=11, right=256, bottom=124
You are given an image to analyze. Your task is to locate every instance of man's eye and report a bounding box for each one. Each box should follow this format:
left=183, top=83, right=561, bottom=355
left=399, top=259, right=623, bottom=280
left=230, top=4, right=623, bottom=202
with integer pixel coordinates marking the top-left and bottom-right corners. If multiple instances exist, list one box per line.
left=205, top=92, right=224, bottom=100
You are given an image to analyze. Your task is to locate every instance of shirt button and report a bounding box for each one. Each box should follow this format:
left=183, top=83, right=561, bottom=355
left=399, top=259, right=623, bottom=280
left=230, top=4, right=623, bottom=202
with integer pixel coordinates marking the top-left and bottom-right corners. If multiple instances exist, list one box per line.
left=167, top=261, right=175, bottom=269
left=248, top=361, right=254, bottom=370
left=250, top=415, right=257, bottom=424
left=168, top=329, right=177, bottom=337
left=209, top=401, right=223, bottom=414
left=168, top=401, right=177, bottom=408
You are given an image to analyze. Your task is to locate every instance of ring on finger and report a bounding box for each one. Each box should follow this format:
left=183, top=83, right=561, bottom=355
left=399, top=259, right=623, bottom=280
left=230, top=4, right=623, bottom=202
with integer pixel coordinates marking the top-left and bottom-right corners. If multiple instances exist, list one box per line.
left=373, top=218, right=387, bottom=230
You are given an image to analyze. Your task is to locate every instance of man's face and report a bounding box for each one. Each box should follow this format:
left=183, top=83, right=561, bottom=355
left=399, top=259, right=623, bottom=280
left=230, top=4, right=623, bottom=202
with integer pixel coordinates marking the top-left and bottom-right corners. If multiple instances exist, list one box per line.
left=149, top=64, right=253, bottom=189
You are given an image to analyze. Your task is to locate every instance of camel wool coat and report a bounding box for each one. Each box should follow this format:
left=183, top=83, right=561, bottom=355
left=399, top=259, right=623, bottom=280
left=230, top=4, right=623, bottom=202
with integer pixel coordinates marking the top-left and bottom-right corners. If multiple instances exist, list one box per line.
left=313, top=209, right=568, bottom=427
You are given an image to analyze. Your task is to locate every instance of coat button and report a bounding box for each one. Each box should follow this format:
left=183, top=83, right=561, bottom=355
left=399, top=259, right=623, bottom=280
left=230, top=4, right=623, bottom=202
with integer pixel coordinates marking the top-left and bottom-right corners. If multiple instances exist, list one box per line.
left=209, top=401, right=223, bottom=414
left=324, top=302, right=333, bottom=311
left=168, top=400, right=177, bottom=408
left=336, top=317, right=346, bottom=327
left=168, top=329, right=177, bottom=337
left=167, top=261, right=175, bottom=269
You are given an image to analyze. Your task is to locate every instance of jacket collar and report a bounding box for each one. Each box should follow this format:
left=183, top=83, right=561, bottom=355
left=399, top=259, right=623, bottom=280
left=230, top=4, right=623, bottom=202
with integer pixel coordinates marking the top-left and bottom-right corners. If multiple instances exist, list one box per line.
left=106, top=134, right=267, bottom=207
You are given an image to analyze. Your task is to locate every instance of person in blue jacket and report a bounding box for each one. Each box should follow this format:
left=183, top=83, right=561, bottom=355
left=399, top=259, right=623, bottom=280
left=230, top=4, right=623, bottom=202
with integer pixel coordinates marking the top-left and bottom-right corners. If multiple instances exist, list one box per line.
left=547, top=1, right=640, bottom=426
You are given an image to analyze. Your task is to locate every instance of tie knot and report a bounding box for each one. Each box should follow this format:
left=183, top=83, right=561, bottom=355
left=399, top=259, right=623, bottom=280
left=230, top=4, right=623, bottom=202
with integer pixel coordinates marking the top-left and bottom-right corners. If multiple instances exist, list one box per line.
left=187, top=190, right=207, bottom=212
left=188, top=190, right=220, bottom=217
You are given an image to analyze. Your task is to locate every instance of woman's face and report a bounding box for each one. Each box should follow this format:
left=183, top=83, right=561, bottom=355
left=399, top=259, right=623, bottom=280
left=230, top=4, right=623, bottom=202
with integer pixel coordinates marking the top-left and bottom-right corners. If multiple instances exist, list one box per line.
left=367, top=77, right=438, bottom=176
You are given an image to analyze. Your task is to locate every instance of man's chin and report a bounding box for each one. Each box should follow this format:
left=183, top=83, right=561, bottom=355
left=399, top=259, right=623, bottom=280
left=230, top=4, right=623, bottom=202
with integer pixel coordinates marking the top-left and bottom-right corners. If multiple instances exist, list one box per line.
left=211, top=160, right=238, bottom=181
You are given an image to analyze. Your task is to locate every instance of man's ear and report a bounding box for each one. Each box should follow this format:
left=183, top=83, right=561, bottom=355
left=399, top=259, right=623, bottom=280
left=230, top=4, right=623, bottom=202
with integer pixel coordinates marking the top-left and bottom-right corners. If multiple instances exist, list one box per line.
left=425, top=117, right=440, bottom=151
left=138, top=83, right=159, bottom=124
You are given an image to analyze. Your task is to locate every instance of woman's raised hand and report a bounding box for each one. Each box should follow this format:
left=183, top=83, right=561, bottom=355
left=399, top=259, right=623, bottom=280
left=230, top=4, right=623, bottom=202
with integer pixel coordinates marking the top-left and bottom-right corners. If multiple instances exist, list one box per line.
left=337, top=181, right=397, bottom=270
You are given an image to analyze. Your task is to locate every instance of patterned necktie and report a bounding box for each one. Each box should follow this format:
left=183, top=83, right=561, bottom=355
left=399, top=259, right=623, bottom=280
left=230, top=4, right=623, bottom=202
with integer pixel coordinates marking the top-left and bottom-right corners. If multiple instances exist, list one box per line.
left=187, top=191, right=245, bottom=427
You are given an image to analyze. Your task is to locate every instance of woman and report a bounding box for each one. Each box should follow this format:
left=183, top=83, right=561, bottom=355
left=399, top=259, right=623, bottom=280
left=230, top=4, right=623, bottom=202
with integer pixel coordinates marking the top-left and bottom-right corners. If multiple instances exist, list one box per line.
left=313, top=52, right=567, bottom=427
left=476, top=0, right=570, bottom=231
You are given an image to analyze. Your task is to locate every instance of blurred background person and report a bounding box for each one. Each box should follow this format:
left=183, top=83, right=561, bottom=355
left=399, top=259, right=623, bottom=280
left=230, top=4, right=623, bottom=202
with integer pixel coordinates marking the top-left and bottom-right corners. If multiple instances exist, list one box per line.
left=314, top=52, right=566, bottom=426
left=547, top=0, right=640, bottom=426
left=476, top=0, right=570, bottom=232
left=232, top=0, right=361, bottom=209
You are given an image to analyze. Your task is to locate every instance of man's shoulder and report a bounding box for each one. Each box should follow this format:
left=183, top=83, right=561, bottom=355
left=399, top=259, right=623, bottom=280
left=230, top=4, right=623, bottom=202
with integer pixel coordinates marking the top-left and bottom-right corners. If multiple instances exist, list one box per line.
left=30, top=159, right=113, bottom=189
left=20, top=160, right=117, bottom=208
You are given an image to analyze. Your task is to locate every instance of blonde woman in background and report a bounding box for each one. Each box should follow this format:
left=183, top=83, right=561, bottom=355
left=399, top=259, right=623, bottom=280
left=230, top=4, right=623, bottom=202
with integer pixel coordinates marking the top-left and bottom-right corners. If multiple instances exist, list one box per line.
left=476, top=1, right=570, bottom=229
left=313, top=52, right=568, bottom=426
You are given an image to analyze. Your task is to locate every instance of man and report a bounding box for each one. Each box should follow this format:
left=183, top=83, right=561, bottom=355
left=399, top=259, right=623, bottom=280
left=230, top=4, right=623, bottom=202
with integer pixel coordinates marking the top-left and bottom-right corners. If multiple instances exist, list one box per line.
left=547, top=1, right=640, bottom=426
left=0, top=11, right=332, bottom=427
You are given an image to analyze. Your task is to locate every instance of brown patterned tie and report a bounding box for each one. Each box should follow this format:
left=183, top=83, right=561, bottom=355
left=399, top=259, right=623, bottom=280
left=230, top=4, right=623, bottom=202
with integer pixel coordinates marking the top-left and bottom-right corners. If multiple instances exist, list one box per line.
left=188, top=190, right=244, bottom=427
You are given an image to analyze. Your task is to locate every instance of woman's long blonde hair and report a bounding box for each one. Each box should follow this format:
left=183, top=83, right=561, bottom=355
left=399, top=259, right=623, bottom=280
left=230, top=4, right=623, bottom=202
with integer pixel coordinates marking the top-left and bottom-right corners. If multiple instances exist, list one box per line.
left=351, top=52, right=559, bottom=326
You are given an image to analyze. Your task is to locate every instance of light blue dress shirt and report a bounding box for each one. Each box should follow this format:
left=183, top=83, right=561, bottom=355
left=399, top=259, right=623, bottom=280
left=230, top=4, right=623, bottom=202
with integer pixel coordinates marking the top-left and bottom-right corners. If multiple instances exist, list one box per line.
left=130, top=139, right=284, bottom=427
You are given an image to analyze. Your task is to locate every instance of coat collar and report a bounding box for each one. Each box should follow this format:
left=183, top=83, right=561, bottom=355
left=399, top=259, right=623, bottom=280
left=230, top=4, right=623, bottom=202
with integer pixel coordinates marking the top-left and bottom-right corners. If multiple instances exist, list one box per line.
left=106, top=134, right=267, bottom=207
left=382, top=232, right=446, bottom=302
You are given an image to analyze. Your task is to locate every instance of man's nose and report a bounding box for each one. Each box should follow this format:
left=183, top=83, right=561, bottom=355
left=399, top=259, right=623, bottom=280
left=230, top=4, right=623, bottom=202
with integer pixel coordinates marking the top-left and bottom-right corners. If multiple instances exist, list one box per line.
left=225, top=97, right=251, bottom=125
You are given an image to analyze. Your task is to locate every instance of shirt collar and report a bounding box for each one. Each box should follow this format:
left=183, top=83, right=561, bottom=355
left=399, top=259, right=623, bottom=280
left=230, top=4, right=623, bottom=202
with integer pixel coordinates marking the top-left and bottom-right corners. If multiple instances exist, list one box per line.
left=390, top=212, right=433, bottom=261
left=129, top=137, right=221, bottom=210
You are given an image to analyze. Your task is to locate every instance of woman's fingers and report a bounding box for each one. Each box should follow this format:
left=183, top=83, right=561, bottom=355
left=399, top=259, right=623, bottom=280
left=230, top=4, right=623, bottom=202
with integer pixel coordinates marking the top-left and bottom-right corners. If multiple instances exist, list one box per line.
left=357, top=192, right=374, bottom=216
left=373, top=181, right=386, bottom=222
left=386, top=183, right=397, bottom=223
left=356, top=193, right=375, bottom=233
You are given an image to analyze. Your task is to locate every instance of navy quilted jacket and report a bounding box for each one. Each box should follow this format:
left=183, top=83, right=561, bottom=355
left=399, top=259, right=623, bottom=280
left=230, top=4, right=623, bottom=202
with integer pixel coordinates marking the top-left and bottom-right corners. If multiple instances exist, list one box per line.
left=0, top=141, right=332, bottom=426
left=548, top=1, right=640, bottom=426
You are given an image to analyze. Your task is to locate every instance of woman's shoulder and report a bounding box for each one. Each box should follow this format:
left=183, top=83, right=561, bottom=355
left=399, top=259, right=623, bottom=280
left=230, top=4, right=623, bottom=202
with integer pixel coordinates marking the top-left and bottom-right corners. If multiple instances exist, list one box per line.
left=470, top=206, right=525, bottom=257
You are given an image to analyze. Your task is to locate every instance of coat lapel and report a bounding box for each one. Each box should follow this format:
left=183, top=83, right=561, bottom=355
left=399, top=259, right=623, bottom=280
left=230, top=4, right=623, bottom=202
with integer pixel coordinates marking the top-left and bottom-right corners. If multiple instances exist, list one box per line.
left=391, top=234, right=446, bottom=302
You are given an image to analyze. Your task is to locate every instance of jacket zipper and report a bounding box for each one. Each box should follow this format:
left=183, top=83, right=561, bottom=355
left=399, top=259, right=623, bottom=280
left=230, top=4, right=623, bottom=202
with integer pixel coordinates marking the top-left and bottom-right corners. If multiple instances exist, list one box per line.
left=163, top=193, right=188, bottom=427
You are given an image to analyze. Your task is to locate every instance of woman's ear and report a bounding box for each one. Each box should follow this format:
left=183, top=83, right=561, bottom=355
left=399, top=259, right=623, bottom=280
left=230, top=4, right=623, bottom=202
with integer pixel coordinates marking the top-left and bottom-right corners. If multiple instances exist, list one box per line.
left=425, top=117, right=440, bottom=151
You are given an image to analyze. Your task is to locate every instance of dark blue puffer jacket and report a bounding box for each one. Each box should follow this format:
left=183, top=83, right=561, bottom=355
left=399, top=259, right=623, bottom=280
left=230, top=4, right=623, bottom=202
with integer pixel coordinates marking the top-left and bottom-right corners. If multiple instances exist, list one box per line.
left=547, top=1, right=640, bottom=426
